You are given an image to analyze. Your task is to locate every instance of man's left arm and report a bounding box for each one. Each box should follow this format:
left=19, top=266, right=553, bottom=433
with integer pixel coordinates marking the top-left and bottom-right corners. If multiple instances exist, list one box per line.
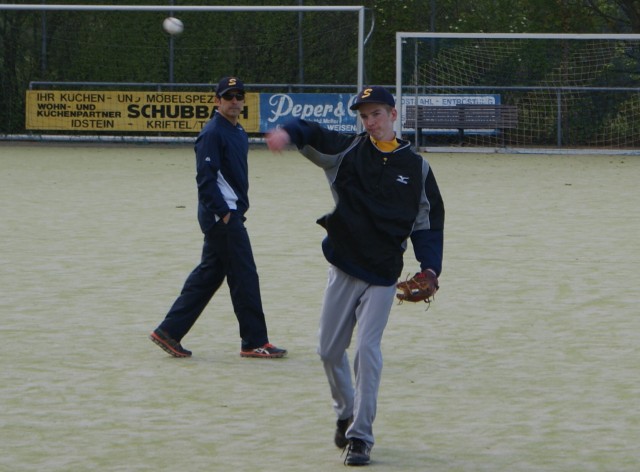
left=411, top=161, right=445, bottom=276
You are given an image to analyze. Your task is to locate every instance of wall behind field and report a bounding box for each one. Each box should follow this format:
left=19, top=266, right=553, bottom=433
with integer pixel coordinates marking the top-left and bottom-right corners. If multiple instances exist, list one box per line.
left=3, top=0, right=639, bottom=136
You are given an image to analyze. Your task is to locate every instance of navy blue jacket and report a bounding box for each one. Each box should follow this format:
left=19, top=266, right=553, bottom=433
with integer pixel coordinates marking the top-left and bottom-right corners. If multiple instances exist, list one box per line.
left=282, top=119, right=444, bottom=286
left=194, top=112, right=250, bottom=234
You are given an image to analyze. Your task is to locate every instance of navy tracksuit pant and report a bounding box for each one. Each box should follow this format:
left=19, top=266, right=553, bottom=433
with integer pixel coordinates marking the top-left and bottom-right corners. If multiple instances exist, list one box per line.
left=158, top=212, right=269, bottom=350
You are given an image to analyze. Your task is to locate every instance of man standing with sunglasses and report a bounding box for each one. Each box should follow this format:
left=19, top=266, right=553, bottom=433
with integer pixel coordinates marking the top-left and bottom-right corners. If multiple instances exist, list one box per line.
left=150, top=77, right=287, bottom=359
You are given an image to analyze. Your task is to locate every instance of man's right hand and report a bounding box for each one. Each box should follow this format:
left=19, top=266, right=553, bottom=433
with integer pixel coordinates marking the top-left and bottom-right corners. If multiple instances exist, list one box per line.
left=266, top=128, right=291, bottom=152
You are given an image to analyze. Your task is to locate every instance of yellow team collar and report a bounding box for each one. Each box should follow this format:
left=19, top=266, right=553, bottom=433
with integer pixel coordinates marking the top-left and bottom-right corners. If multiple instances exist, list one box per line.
left=370, top=135, right=399, bottom=153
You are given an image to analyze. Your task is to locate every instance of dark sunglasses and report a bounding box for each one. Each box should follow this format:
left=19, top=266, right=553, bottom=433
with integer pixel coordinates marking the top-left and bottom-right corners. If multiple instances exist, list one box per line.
left=220, top=92, right=245, bottom=101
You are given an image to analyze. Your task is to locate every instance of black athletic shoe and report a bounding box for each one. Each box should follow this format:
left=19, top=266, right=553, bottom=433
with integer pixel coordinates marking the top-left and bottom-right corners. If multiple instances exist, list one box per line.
left=149, top=328, right=192, bottom=358
left=240, top=343, right=287, bottom=358
left=344, top=438, right=371, bottom=466
left=335, top=416, right=353, bottom=448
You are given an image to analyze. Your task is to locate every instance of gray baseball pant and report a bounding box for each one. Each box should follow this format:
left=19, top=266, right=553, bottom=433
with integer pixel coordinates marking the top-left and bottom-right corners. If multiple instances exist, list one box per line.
left=317, top=265, right=396, bottom=447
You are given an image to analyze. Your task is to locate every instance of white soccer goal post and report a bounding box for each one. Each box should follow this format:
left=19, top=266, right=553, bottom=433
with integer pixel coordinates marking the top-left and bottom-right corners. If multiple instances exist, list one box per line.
left=1, top=3, right=368, bottom=141
left=396, top=32, right=640, bottom=150
left=2, top=3, right=365, bottom=91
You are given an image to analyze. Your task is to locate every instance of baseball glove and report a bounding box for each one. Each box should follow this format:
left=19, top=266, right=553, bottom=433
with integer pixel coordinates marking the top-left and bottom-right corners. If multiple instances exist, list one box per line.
left=396, top=270, right=439, bottom=303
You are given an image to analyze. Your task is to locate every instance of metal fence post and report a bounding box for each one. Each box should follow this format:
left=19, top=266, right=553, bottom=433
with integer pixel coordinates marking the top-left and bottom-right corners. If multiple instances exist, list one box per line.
left=556, top=89, right=562, bottom=147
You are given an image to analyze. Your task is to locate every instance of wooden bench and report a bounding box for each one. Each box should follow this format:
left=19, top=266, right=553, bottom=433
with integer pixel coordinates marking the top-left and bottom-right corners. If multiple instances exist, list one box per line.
left=404, top=104, right=518, bottom=145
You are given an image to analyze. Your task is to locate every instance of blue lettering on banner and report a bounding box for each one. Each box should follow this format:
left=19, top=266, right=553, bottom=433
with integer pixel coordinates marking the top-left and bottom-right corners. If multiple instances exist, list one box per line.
left=260, top=93, right=358, bottom=133
left=401, top=94, right=499, bottom=109
left=258, top=93, right=499, bottom=134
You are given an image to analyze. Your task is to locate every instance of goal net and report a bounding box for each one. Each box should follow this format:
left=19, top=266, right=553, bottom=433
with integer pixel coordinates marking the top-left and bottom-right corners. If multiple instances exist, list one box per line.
left=1, top=4, right=365, bottom=139
left=396, top=33, right=640, bottom=150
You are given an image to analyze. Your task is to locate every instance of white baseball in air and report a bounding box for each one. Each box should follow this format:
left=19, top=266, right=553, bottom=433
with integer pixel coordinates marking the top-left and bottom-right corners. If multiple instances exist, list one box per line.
left=163, top=17, right=184, bottom=35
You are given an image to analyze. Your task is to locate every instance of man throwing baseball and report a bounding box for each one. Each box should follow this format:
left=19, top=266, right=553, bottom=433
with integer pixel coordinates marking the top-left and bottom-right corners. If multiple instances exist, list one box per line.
left=266, top=86, right=444, bottom=465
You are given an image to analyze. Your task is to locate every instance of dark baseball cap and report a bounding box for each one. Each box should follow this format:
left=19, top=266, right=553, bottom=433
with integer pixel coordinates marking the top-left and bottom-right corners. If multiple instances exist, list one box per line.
left=216, top=77, right=245, bottom=97
left=350, top=86, right=395, bottom=110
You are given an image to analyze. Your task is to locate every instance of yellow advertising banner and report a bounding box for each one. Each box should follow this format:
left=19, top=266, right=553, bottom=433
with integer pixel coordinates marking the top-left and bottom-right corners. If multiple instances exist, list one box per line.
left=25, top=90, right=260, bottom=133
